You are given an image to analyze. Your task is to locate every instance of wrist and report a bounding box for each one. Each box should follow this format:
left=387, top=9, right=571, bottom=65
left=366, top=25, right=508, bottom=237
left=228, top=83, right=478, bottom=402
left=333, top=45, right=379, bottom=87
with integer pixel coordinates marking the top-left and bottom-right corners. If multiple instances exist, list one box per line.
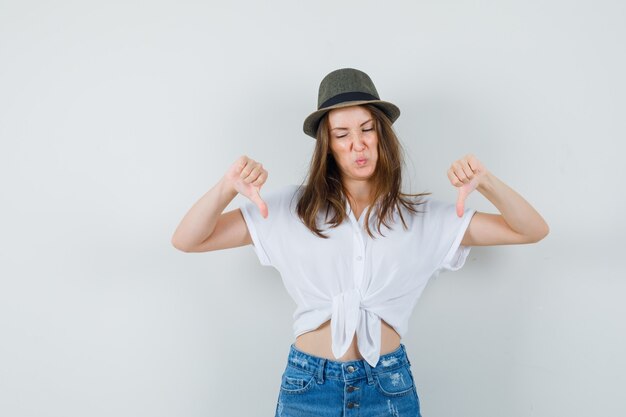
left=476, top=170, right=495, bottom=193
left=218, top=176, right=239, bottom=199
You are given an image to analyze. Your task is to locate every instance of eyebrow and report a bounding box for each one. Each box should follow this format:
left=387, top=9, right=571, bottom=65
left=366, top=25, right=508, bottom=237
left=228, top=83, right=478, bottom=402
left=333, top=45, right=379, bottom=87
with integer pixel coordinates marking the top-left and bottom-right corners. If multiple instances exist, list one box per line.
left=330, top=119, right=373, bottom=131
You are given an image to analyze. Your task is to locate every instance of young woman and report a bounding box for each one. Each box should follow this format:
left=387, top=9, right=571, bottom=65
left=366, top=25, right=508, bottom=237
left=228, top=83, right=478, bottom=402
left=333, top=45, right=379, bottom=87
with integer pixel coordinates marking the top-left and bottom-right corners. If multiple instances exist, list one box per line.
left=171, top=68, right=549, bottom=417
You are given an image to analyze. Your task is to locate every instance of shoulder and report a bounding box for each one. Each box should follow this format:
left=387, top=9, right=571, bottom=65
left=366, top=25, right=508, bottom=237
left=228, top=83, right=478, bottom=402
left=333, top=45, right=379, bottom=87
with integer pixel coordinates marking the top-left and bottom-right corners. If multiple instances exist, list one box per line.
left=416, top=195, right=476, bottom=235
left=259, top=183, right=300, bottom=199
left=420, top=195, right=443, bottom=211
left=396, top=195, right=454, bottom=229
left=418, top=195, right=456, bottom=219
left=392, top=194, right=431, bottom=218
left=259, top=183, right=303, bottom=211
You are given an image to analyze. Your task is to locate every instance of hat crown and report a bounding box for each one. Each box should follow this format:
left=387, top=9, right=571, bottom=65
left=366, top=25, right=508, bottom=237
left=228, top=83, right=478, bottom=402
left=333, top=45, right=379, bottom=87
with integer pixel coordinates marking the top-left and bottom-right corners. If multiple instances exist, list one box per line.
left=317, top=68, right=380, bottom=110
left=302, top=67, right=400, bottom=138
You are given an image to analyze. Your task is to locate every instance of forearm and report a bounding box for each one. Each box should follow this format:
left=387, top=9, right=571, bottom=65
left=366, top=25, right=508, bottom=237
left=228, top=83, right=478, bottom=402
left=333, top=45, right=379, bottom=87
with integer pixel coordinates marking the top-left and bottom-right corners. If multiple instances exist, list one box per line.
left=171, top=176, right=238, bottom=250
left=476, top=171, right=549, bottom=241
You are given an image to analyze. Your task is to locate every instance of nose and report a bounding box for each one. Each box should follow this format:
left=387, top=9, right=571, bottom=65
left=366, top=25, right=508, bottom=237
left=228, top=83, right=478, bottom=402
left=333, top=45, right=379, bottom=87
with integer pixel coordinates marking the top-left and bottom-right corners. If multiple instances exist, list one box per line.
left=351, top=132, right=367, bottom=151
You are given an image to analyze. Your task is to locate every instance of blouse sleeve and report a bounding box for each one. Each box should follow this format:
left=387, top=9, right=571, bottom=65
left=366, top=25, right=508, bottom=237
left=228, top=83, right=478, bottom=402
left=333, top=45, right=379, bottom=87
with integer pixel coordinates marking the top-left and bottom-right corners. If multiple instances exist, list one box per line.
left=424, top=196, right=477, bottom=272
left=238, top=185, right=296, bottom=267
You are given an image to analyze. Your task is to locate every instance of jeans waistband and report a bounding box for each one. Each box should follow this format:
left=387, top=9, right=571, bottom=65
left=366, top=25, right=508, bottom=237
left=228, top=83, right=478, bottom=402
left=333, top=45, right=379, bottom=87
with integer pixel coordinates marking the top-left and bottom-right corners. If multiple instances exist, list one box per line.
left=285, top=343, right=411, bottom=383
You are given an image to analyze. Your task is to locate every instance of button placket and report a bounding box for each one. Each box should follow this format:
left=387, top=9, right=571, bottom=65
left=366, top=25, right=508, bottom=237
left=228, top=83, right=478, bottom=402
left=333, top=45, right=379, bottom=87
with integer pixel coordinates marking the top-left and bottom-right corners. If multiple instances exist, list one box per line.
left=342, top=203, right=369, bottom=367
left=348, top=216, right=366, bottom=289
left=345, top=364, right=360, bottom=409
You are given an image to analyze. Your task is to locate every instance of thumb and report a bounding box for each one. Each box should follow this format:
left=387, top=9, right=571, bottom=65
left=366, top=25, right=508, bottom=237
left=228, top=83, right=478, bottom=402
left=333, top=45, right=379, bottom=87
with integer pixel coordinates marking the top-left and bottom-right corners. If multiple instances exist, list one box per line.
left=456, top=178, right=479, bottom=217
left=456, top=190, right=465, bottom=218
left=249, top=187, right=268, bottom=219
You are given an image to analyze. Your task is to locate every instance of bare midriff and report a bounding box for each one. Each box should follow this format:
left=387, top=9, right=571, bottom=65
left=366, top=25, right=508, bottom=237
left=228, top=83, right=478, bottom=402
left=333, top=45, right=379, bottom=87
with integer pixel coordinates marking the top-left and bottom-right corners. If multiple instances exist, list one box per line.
left=294, top=318, right=401, bottom=362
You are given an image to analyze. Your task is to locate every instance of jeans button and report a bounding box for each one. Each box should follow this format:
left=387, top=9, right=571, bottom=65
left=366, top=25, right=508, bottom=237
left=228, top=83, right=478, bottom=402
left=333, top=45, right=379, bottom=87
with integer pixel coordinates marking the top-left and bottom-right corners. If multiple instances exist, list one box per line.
left=347, top=386, right=355, bottom=392
left=347, top=402, right=359, bottom=408
left=346, top=365, right=355, bottom=373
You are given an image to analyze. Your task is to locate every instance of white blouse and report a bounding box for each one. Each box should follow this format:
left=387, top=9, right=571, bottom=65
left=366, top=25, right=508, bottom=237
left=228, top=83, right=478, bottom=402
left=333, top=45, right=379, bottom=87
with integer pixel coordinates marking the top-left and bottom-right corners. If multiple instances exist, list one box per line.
left=239, top=184, right=477, bottom=368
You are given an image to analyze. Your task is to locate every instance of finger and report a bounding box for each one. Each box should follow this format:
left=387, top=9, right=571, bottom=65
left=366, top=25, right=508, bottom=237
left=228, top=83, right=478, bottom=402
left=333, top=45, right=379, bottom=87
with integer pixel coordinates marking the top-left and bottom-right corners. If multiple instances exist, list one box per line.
left=451, top=167, right=466, bottom=186
left=456, top=177, right=479, bottom=217
left=456, top=190, right=465, bottom=217
left=251, top=170, right=268, bottom=187
left=243, top=164, right=263, bottom=183
left=258, top=200, right=268, bottom=219
left=459, top=160, right=475, bottom=182
left=249, top=187, right=269, bottom=219
left=239, top=158, right=259, bottom=179
left=236, top=155, right=249, bottom=171
left=447, top=168, right=462, bottom=187
left=467, top=155, right=479, bottom=172
left=244, top=164, right=265, bottom=183
left=452, top=161, right=472, bottom=183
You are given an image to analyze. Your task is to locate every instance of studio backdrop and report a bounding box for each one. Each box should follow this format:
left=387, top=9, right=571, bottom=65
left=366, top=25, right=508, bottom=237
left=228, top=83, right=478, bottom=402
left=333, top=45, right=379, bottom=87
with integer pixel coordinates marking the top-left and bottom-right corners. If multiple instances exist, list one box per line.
left=0, top=1, right=624, bottom=416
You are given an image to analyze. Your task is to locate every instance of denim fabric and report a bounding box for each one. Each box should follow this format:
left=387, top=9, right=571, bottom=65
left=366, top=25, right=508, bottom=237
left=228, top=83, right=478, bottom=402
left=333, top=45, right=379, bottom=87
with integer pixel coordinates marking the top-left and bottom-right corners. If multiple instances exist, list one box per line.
left=274, top=343, right=422, bottom=417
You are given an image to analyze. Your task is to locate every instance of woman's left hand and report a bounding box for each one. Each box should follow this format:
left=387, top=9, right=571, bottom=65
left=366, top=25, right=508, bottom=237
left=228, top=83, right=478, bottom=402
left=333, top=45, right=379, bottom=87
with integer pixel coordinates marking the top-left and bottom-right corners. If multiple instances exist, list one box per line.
left=447, top=154, right=489, bottom=217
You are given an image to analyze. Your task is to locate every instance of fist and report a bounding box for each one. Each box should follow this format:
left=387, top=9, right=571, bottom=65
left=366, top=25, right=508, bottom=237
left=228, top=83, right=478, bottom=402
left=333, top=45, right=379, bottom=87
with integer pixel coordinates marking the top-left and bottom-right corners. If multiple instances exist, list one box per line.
left=225, top=155, right=269, bottom=218
left=446, top=154, right=488, bottom=217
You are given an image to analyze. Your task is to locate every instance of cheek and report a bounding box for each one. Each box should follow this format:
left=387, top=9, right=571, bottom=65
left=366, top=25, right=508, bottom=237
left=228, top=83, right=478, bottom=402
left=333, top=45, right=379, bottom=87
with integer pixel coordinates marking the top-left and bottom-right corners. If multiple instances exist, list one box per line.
left=329, top=145, right=346, bottom=161
left=369, top=137, right=379, bottom=154
left=333, top=143, right=349, bottom=154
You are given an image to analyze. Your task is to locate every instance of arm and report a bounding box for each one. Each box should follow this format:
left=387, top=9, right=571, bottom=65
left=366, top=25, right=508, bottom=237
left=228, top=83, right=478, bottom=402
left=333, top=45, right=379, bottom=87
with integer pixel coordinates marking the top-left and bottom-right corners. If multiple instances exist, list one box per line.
left=171, top=155, right=268, bottom=253
left=448, top=154, right=550, bottom=246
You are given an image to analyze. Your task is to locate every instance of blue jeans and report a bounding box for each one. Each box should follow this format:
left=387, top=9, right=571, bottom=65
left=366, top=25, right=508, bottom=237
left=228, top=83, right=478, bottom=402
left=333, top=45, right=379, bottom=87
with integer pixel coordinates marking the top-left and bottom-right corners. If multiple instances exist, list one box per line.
left=275, top=343, right=422, bottom=417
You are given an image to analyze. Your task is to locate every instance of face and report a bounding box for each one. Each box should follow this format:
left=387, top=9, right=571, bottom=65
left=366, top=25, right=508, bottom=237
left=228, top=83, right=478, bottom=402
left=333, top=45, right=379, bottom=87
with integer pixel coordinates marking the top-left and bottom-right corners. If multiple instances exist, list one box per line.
left=327, top=105, right=379, bottom=183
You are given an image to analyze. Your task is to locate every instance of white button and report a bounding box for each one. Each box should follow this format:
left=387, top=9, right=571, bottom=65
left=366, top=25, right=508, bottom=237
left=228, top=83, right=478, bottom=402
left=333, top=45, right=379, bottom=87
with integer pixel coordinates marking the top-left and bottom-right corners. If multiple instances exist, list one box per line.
left=356, top=256, right=363, bottom=261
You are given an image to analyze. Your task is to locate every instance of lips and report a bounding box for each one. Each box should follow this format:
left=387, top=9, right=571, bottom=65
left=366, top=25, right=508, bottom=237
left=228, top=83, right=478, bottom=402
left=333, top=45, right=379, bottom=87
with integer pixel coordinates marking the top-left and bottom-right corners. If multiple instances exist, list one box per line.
left=356, top=158, right=367, bottom=166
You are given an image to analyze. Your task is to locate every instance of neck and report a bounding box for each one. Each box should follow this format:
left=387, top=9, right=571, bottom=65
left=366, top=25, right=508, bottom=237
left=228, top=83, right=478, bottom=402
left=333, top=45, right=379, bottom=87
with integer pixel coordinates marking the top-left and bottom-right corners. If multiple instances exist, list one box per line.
left=342, top=178, right=373, bottom=206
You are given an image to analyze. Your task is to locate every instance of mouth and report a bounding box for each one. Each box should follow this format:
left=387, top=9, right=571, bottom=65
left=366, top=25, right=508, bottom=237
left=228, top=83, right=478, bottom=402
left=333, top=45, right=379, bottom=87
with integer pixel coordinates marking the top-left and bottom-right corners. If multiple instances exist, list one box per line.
left=355, top=158, right=368, bottom=166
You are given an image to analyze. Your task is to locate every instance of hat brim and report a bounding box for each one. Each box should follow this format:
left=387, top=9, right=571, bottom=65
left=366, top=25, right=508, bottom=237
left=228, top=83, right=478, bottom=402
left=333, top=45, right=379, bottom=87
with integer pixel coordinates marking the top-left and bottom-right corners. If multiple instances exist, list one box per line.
left=303, top=100, right=400, bottom=139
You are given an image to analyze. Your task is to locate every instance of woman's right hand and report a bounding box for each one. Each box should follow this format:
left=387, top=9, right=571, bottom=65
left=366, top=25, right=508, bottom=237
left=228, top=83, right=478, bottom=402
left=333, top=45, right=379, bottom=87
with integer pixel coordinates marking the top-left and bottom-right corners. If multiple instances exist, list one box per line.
left=224, top=155, right=269, bottom=218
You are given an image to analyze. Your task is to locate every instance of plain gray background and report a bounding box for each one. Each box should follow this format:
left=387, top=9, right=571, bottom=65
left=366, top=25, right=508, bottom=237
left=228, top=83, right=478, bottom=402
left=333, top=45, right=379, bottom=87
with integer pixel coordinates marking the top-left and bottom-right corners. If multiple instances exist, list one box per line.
left=1, top=0, right=624, bottom=416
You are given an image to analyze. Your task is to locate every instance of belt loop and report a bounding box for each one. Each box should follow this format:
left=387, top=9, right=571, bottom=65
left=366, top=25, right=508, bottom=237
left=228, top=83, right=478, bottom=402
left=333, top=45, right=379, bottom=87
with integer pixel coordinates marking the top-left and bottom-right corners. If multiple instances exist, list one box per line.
left=363, top=359, right=374, bottom=385
left=316, top=358, right=326, bottom=384
left=402, top=344, right=412, bottom=366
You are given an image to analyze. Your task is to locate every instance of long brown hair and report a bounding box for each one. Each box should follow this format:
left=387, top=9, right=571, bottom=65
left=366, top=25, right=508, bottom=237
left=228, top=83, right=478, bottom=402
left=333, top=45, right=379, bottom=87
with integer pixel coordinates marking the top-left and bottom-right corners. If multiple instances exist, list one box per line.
left=295, top=104, right=431, bottom=238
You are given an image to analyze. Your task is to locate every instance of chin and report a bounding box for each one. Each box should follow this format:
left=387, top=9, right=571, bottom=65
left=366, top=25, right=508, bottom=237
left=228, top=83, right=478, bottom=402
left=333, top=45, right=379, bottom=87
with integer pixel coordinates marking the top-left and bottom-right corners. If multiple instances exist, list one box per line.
left=354, top=169, right=376, bottom=180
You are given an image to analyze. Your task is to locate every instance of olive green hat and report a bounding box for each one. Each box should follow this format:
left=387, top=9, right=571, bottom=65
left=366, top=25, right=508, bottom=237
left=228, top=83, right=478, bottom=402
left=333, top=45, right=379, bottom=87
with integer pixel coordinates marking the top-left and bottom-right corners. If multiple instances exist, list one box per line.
left=303, top=68, right=401, bottom=139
